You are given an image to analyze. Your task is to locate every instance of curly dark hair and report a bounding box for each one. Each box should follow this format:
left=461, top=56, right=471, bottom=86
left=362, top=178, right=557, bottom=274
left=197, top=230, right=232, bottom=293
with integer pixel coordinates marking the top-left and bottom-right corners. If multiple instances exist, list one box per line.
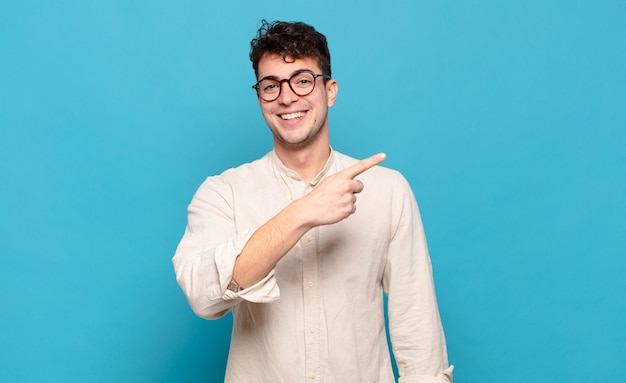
left=250, top=20, right=331, bottom=78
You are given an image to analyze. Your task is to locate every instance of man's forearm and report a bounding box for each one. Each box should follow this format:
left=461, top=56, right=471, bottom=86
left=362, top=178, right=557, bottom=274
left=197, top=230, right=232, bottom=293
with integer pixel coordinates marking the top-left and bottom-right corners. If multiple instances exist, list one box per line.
left=231, top=199, right=311, bottom=289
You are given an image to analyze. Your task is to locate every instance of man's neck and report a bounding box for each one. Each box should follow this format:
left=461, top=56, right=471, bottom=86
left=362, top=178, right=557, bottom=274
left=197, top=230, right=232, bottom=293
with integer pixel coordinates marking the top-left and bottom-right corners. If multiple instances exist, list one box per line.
left=274, top=141, right=331, bottom=184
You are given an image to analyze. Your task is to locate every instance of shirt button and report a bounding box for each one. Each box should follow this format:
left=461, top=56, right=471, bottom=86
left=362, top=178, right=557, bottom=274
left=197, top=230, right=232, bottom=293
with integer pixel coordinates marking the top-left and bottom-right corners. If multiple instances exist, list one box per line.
left=306, top=236, right=312, bottom=242
left=308, top=281, right=314, bottom=287
left=309, top=327, right=315, bottom=333
left=310, top=373, right=316, bottom=379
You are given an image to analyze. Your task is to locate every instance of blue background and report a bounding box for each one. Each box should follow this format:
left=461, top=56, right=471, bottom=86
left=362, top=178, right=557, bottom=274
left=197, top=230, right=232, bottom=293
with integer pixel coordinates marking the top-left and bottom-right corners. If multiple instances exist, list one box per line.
left=1, top=1, right=625, bottom=382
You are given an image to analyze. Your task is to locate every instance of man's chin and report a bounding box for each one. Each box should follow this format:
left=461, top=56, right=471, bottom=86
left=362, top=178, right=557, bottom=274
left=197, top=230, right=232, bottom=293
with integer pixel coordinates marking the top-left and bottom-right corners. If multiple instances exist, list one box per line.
left=275, top=137, right=310, bottom=150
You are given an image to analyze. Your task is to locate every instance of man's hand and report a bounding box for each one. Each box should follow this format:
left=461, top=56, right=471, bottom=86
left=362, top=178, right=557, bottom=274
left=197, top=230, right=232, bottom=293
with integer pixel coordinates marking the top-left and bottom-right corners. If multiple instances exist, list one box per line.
left=299, top=153, right=386, bottom=227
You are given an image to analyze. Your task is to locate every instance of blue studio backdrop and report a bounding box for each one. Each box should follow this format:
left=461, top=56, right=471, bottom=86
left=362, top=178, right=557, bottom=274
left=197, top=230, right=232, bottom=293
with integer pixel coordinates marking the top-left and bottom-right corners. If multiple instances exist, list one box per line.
left=1, top=1, right=625, bottom=382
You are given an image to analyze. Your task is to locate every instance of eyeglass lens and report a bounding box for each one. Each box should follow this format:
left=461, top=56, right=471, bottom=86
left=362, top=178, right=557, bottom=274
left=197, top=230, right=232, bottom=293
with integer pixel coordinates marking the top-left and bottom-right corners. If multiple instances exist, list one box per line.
left=258, top=72, right=317, bottom=101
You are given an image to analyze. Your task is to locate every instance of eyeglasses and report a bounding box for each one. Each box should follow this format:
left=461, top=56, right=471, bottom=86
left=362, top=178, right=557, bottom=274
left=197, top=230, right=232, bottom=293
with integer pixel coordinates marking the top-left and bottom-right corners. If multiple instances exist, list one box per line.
left=252, top=70, right=331, bottom=102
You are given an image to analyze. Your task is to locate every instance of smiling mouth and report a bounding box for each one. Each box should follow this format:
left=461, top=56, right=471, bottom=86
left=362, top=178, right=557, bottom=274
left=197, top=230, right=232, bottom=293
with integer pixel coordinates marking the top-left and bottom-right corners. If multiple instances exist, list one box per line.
left=280, top=112, right=305, bottom=120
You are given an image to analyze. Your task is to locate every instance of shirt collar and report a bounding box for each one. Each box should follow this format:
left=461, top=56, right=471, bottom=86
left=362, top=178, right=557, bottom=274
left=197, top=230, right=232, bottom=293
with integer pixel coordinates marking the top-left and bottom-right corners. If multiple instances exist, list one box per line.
left=270, top=147, right=336, bottom=186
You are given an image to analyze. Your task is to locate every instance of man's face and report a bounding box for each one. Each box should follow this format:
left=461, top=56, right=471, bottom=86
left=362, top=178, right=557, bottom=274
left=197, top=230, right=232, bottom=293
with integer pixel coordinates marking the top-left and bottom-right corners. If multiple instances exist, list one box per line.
left=256, top=54, right=337, bottom=150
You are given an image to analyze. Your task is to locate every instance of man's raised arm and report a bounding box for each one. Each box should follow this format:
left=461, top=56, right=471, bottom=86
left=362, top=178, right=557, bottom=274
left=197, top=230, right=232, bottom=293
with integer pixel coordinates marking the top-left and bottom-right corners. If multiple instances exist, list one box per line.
left=230, top=153, right=386, bottom=290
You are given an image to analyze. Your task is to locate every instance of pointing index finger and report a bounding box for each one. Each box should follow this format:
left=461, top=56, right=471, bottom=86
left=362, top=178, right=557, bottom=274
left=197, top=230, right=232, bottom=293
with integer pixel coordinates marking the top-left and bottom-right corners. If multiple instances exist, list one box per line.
left=342, top=152, right=387, bottom=179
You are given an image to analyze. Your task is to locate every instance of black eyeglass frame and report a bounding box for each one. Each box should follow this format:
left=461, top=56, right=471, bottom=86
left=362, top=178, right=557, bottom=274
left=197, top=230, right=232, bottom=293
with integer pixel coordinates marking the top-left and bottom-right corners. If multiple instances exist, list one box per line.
left=252, top=70, right=331, bottom=102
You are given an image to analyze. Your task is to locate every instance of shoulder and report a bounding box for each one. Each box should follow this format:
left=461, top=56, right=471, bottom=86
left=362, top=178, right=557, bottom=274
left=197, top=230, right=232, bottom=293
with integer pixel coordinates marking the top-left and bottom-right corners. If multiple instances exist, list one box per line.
left=204, top=152, right=273, bottom=184
left=193, top=152, right=273, bottom=198
left=218, top=152, right=273, bottom=181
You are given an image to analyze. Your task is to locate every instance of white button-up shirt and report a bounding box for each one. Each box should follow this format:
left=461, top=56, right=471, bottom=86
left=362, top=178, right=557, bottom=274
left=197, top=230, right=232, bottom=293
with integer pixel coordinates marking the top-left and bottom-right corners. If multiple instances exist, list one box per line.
left=173, top=150, right=453, bottom=382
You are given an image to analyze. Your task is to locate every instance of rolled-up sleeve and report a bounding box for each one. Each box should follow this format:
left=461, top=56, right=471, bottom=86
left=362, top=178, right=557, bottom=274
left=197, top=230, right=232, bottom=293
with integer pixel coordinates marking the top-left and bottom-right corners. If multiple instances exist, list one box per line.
left=383, top=174, right=454, bottom=382
left=172, top=176, right=280, bottom=320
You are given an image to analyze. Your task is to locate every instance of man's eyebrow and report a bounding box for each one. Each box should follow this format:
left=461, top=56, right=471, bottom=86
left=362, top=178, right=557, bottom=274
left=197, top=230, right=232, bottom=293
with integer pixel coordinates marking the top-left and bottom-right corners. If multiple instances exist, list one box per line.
left=257, top=68, right=315, bottom=81
left=291, top=68, right=315, bottom=75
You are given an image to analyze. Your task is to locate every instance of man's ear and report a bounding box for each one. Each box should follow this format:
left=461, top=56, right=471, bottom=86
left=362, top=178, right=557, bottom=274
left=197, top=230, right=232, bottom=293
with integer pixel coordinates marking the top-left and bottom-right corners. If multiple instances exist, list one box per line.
left=326, top=79, right=338, bottom=107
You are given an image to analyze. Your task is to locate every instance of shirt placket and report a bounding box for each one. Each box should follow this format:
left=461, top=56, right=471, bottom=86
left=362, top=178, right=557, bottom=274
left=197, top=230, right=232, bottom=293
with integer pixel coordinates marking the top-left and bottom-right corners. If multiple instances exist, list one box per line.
left=302, top=198, right=320, bottom=382
left=281, top=158, right=330, bottom=382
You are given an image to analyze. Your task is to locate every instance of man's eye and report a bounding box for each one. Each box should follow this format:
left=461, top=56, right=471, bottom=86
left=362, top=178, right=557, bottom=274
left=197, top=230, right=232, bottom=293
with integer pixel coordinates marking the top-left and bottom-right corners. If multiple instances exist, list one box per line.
left=263, top=83, right=278, bottom=92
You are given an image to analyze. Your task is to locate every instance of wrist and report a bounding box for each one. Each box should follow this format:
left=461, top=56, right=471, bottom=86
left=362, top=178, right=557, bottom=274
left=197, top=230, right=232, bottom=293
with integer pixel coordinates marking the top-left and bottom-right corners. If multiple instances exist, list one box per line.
left=227, top=278, right=244, bottom=293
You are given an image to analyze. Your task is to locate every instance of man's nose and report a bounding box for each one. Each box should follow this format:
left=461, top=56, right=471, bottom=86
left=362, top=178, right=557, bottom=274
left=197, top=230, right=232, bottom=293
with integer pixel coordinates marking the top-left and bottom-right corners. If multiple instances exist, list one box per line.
left=277, top=80, right=298, bottom=104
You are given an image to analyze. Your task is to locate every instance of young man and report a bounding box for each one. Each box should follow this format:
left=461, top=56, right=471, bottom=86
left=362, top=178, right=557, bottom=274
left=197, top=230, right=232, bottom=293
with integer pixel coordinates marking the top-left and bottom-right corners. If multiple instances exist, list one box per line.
left=173, top=20, right=453, bottom=382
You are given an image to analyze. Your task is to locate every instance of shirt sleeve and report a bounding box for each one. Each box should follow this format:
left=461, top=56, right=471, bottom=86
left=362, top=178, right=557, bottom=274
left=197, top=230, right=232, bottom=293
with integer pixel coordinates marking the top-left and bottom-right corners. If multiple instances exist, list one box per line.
left=172, top=176, right=280, bottom=320
left=382, top=174, right=454, bottom=383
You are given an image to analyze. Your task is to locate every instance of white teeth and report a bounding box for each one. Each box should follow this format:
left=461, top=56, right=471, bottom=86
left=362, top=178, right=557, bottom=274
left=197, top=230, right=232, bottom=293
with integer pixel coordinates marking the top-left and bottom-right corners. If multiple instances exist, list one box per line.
left=280, top=112, right=305, bottom=120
